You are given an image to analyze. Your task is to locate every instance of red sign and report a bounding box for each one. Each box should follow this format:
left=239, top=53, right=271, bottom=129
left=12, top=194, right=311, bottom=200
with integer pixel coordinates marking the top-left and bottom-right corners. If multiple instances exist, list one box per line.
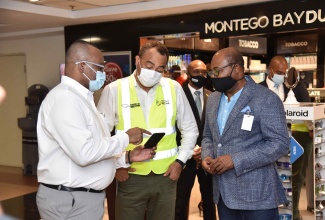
left=104, top=62, right=123, bottom=85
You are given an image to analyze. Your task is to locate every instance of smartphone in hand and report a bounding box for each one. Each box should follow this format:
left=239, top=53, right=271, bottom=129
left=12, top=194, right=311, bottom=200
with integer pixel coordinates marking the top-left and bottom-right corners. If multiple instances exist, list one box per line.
left=144, top=133, right=165, bottom=148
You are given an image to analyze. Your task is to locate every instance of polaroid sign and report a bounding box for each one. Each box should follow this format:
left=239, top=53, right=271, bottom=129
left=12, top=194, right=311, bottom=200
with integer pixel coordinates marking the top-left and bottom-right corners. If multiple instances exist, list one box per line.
left=200, top=2, right=325, bottom=38
left=284, top=106, right=314, bottom=120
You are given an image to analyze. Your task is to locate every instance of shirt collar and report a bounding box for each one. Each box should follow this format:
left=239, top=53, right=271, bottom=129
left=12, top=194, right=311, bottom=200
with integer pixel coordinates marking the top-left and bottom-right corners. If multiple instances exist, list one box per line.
left=188, top=84, right=203, bottom=96
left=61, top=75, right=93, bottom=101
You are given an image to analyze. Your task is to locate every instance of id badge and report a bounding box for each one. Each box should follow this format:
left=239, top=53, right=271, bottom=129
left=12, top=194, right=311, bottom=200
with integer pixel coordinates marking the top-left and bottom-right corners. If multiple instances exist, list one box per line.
left=241, top=114, right=254, bottom=131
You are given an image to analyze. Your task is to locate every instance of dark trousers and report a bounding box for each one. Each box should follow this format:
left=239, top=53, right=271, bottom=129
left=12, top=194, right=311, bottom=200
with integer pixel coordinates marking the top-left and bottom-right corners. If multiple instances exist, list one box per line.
left=291, top=131, right=313, bottom=220
left=217, top=195, right=279, bottom=220
left=175, top=158, right=216, bottom=220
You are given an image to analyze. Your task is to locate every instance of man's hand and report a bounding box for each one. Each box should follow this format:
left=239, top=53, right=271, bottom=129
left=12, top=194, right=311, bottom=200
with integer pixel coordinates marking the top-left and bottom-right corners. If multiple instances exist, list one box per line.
left=210, top=155, right=234, bottom=174
left=192, top=146, right=202, bottom=169
left=115, top=167, right=135, bottom=182
left=202, top=156, right=214, bottom=174
left=130, top=146, right=156, bottom=162
left=163, top=161, right=183, bottom=181
left=126, top=127, right=151, bottom=145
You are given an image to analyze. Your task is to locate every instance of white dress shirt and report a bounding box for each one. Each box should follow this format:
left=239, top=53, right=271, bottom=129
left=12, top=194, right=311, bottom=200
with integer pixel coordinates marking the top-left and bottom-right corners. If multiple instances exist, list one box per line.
left=266, top=77, right=285, bottom=101
left=97, top=72, right=198, bottom=163
left=37, top=76, right=129, bottom=190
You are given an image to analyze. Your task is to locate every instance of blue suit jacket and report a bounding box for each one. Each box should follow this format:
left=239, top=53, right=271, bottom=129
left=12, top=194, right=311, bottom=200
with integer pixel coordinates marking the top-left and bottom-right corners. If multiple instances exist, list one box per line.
left=202, top=76, right=290, bottom=210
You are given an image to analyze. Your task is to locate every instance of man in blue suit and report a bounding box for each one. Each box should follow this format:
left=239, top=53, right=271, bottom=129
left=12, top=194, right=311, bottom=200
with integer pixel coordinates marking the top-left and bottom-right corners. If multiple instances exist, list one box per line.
left=201, top=47, right=290, bottom=220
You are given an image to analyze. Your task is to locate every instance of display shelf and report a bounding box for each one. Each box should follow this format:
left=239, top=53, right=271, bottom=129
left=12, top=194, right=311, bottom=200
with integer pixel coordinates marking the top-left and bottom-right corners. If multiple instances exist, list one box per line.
left=284, top=103, right=325, bottom=220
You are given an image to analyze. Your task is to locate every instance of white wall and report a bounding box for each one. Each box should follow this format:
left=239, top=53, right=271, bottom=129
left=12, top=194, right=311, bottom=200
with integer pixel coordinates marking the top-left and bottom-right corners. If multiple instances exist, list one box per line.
left=0, top=33, right=65, bottom=167
left=0, top=33, right=65, bottom=90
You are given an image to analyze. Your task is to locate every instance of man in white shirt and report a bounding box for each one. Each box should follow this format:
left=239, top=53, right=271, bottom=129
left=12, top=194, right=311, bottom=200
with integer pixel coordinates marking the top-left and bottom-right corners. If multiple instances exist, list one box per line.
left=36, top=40, right=155, bottom=220
left=97, top=40, right=198, bottom=220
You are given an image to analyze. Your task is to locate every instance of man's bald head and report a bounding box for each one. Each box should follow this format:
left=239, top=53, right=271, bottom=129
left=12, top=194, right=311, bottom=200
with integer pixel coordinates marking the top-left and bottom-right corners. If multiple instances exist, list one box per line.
left=64, top=40, right=104, bottom=88
left=269, top=56, right=288, bottom=70
left=188, top=60, right=206, bottom=72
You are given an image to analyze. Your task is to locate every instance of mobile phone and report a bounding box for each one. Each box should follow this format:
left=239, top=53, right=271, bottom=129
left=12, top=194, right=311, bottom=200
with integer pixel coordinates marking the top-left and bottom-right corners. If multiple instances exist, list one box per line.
left=144, top=132, right=165, bottom=148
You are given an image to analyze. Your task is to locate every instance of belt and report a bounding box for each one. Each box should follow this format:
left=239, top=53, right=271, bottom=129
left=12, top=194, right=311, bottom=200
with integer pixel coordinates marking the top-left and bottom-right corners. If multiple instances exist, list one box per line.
left=41, top=183, right=103, bottom=193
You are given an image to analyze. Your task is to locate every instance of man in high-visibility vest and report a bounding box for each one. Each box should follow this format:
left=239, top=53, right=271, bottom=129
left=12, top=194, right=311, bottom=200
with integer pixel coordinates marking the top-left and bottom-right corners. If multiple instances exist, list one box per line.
left=97, top=40, right=198, bottom=220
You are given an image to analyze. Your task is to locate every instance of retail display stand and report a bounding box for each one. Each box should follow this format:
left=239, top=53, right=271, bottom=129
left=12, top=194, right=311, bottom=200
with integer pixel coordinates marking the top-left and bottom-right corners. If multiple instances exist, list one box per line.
left=279, top=103, right=325, bottom=220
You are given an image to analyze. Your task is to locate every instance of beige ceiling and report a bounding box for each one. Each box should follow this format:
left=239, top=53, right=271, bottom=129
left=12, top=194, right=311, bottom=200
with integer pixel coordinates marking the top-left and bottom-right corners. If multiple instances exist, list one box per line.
left=0, top=0, right=274, bottom=40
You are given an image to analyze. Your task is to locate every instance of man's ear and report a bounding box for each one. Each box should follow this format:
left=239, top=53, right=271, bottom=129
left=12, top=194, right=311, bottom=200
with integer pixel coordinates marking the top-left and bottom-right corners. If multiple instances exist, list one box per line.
left=76, top=62, right=85, bottom=73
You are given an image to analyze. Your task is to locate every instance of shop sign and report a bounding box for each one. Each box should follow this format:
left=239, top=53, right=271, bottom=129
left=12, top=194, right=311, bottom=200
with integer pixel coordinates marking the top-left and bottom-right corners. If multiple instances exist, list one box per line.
left=229, top=36, right=266, bottom=54
left=277, top=34, right=317, bottom=54
left=284, top=106, right=314, bottom=120
left=200, top=1, right=325, bottom=38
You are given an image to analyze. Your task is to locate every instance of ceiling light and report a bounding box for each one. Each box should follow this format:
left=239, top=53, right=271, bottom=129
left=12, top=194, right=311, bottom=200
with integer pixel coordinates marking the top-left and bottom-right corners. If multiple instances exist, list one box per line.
left=81, top=37, right=102, bottom=43
left=204, top=39, right=212, bottom=42
left=29, top=0, right=41, bottom=2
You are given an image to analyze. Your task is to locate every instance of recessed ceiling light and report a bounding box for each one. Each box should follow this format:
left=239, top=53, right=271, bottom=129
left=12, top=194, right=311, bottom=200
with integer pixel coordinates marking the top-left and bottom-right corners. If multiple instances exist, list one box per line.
left=29, top=0, right=41, bottom=2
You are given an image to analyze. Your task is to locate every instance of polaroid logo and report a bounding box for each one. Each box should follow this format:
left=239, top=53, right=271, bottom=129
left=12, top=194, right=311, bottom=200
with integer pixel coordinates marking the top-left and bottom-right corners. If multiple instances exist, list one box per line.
left=285, top=110, right=308, bottom=117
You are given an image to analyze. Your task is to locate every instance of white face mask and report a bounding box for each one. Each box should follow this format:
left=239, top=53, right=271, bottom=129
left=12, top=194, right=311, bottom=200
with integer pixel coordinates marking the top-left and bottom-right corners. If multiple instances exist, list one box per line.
left=137, top=60, right=162, bottom=87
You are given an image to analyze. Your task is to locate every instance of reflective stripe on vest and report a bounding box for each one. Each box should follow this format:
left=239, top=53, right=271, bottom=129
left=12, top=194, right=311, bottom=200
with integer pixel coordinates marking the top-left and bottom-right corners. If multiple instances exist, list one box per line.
left=291, top=123, right=309, bottom=132
left=116, top=76, right=177, bottom=175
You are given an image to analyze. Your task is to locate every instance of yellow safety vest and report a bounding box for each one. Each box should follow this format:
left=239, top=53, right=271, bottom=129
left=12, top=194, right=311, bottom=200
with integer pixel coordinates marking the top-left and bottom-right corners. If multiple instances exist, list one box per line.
left=115, top=76, right=177, bottom=175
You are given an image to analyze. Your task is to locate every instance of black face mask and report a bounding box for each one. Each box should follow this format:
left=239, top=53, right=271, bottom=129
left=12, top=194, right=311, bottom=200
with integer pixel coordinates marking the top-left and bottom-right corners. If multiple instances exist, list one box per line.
left=190, top=75, right=207, bottom=88
left=211, top=66, right=241, bottom=93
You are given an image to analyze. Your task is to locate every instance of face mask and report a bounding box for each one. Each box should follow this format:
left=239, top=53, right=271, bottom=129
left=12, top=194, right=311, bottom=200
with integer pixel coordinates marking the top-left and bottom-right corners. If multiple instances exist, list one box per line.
left=211, top=66, right=239, bottom=93
left=190, top=75, right=207, bottom=89
left=137, top=60, right=162, bottom=87
left=83, top=63, right=106, bottom=92
left=272, top=73, right=285, bottom=86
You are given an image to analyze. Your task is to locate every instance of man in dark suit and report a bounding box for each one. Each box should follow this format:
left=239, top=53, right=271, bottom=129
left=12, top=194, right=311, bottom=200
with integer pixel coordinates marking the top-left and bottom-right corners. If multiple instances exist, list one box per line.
left=202, top=47, right=289, bottom=220
left=259, top=56, right=310, bottom=102
left=260, top=56, right=313, bottom=220
left=175, top=60, right=216, bottom=220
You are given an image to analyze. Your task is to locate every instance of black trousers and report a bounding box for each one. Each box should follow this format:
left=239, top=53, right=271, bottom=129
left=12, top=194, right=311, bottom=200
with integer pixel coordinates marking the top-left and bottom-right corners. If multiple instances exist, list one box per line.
left=175, top=158, right=216, bottom=220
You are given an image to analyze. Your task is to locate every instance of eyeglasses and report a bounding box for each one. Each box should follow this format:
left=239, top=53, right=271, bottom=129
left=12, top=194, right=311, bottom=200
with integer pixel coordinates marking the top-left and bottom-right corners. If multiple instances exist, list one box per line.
left=284, top=187, right=292, bottom=196
left=75, top=61, right=105, bottom=72
left=279, top=214, right=292, bottom=220
left=316, top=172, right=325, bottom=182
left=208, top=63, right=235, bottom=78
left=316, top=162, right=323, bottom=170
left=279, top=174, right=291, bottom=182
left=316, top=121, right=323, bottom=130
left=316, top=147, right=323, bottom=157
left=316, top=185, right=325, bottom=197
left=276, top=161, right=291, bottom=169
left=316, top=200, right=325, bottom=210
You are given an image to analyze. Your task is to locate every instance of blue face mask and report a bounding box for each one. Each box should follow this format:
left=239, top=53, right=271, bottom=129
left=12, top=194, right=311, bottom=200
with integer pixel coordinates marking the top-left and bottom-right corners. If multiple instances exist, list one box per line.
left=272, top=73, right=285, bottom=86
left=76, top=61, right=106, bottom=92
left=83, top=70, right=106, bottom=92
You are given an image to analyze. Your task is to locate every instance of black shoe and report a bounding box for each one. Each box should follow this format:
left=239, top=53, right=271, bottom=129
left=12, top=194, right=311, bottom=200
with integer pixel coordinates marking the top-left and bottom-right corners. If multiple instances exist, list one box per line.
left=307, top=206, right=314, bottom=212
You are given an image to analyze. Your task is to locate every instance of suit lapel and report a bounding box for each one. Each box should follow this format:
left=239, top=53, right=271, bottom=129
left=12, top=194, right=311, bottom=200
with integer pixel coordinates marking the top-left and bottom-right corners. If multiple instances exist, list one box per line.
left=183, top=84, right=201, bottom=124
left=221, top=78, right=255, bottom=136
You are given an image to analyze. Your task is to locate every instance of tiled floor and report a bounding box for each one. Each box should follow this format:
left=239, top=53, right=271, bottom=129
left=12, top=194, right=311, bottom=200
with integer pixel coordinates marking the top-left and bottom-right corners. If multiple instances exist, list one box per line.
left=0, top=166, right=214, bottom=220
left=0, top=165, right=317, bottom=220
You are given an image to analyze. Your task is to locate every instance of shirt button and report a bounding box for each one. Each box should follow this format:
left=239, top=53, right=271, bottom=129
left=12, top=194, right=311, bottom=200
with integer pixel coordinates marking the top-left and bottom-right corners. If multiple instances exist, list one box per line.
left=218, top=143, right=222, bottom=148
